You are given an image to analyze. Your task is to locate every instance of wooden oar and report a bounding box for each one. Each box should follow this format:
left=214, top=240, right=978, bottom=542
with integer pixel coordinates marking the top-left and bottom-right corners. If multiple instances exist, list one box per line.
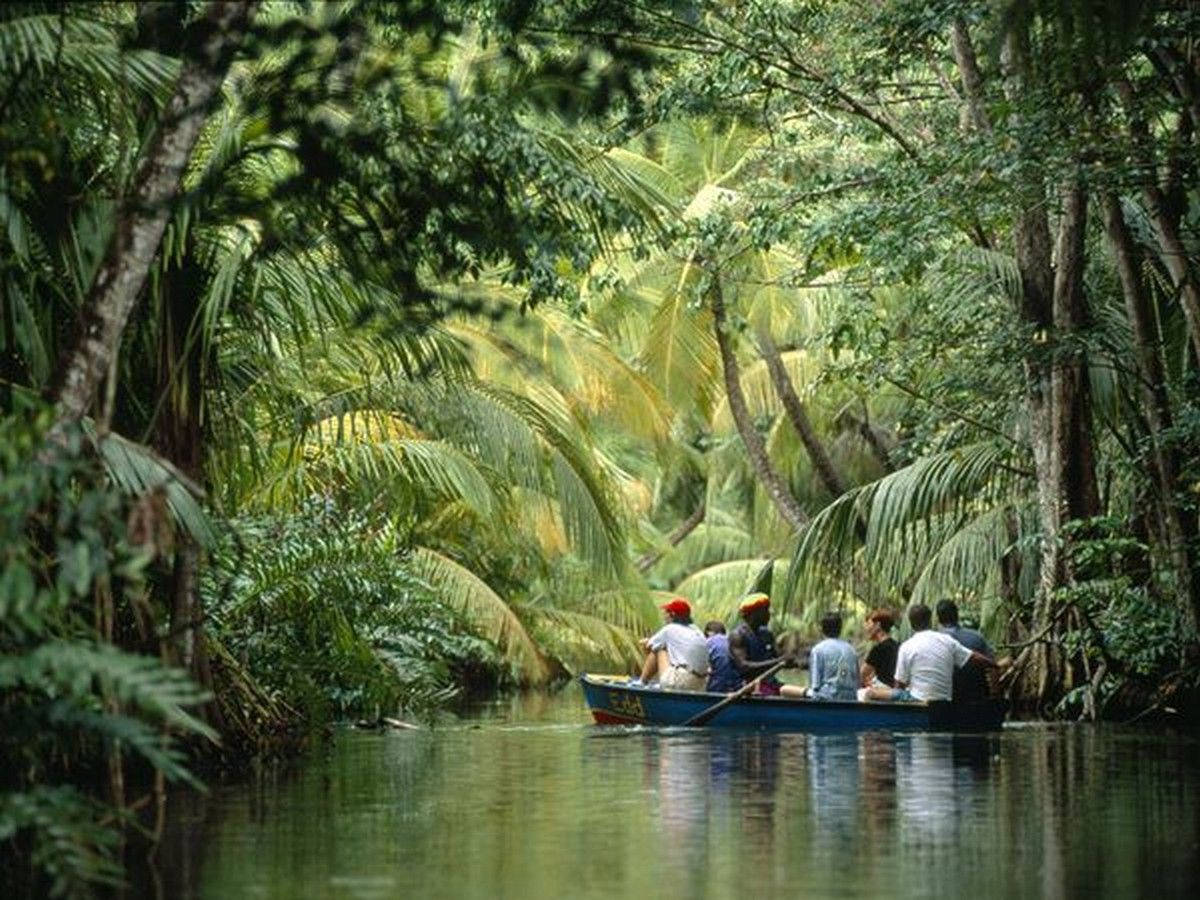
left=682, top=658, right=790, bottom=727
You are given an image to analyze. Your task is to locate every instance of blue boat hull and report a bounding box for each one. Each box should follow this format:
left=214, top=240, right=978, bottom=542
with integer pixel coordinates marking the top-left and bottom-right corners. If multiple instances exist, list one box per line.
left=580, top=674, right=1006, bottom=731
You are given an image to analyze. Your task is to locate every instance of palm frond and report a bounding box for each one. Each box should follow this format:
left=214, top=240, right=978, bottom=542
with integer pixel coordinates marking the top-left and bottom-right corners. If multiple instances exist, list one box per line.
left=909, top=503, right=1025, bottom=605
left=0, top=641, right=216, bottom=743
left=785, top=441, right=1032, bottom=608
left=407, top=546, right=549, bottom=683
left=673, top=557, right=790, bottom=622
left=452, top=380, right=629, bottom=571
left=646, top=522, right=757, bottom=587
left=534, top=128, right=680, bottom=235
left=524, top=605, right=643, bottom=673
left=255, top=433, right=499, bottom=517
left=0, top=787, right=124, bottom=896
left=93, top=430, right=216, bottom=548
left=927, top=247, right=1023, bottom=309
left=635, top=265, right=720, bottom=415
left=0, top=13, right=176, bottom=100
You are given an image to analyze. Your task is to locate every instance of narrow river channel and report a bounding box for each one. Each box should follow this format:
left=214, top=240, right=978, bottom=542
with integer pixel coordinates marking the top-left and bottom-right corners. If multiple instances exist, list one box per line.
left=136, top=684, right=1198, bottom=899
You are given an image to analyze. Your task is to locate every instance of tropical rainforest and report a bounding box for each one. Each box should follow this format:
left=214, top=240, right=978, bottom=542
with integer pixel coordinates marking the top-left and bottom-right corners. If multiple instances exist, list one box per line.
left=2, top=0, right=1199, bottom=894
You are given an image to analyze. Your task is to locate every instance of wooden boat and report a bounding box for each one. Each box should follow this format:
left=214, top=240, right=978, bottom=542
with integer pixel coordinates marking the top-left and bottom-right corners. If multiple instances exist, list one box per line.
left=580, top=674, right=1007, bottom=731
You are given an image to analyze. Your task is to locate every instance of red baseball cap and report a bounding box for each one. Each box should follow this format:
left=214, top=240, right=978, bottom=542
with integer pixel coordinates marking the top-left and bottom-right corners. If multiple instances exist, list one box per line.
left=661, top=598, right=691, bottom=617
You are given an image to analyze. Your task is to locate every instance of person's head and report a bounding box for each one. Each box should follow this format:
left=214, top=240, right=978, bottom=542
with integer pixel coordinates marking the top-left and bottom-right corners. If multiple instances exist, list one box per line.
left=661, top=597, right=692, bottom=625
left=865, top=608, right=895, bottom=641
left=739, top=593, right=771, bottom=627
left=704, top=620, right=726, bottom=638
left=935, top=599, right=960, bottom=626
left=820, top=611, right=842, bottom=639
left=907, top=603, right=932, bottom=632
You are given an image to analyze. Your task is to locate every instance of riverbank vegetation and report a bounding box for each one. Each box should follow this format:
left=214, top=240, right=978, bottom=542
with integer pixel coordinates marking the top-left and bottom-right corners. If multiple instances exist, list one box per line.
left=3, top=0, right=1200, bottom=893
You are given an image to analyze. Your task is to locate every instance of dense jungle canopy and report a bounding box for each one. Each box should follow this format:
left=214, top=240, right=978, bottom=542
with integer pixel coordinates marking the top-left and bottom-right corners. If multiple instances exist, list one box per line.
left=2, top=0, right=1200, bottom=893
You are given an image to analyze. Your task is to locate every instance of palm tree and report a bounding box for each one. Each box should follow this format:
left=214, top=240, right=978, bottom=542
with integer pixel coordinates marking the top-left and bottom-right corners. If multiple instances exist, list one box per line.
left=581, top=119, right=901, bottom=622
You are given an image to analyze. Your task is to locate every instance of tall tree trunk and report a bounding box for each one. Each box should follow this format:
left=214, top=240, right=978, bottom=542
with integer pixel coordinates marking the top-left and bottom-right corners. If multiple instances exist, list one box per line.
left=43, top=0, right=257, bottom=454
left=999, top=24, right=1101, bottom=707
left=1050, top=179, right=1100, bottom=525
left=756, top=330, right=850, bottom=498
left=948, top=16, right=998, bottom=250
left=710, top=283, right=809, bottom=532
left=1101, top=192, right=1200, bottom=624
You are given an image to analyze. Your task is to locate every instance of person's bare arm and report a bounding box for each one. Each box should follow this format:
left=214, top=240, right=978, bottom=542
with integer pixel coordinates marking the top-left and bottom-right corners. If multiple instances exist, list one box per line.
left=968, top=650, right=998, bottom=668
left=729, top=629, right=788, bottom=676
left=865, top=678, right=904, bottom=701
left=860, top=661, right=877, bottom=687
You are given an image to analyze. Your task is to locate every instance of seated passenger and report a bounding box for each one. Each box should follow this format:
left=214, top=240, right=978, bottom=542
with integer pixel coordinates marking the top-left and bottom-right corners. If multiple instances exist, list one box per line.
left=858, top=608, right=899, bottom=699
left=865, top=603, right=997, bottom=703
left=636, top=598, right=710, bottom=692
left=806, top=611, right=859, bottom=701
left=729, top=593, right=787, bottom=696
left=704, top=620, right=743, bottom=693
left=936, top=599, right=995, bottom=701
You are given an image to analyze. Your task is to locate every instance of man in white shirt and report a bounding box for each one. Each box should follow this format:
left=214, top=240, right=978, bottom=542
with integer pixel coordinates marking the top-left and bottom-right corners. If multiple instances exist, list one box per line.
left=635, top=598, right=710, bottom=691
left=865, top=603, right=996, bottom=702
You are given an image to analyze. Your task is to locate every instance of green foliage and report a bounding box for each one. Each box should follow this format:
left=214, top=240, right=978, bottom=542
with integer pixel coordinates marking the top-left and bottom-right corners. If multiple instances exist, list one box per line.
left=1058, top=518, right=1195, bottom=677
left=205, top=502, right=512, bottom=721
left=0, top=787, right=123, bottom=900
left=0, top=416, right=212, bottom=897
left=4, top=9, right=1200, bottom=894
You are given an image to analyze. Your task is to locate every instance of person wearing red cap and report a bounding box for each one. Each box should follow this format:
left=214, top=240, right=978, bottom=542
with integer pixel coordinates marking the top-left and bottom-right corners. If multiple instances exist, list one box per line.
left=634, top=598, right=710, bottom=691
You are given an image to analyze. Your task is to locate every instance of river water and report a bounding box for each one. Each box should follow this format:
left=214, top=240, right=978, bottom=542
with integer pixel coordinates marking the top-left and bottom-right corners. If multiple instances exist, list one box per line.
left=141, top=684, right=1198, bottom=899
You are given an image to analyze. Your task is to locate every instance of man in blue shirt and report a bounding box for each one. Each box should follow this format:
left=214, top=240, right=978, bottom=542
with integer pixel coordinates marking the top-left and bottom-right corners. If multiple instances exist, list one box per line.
left=807, top=611, right=859, bottom=701
left=703, top=621, right=743, bottom=692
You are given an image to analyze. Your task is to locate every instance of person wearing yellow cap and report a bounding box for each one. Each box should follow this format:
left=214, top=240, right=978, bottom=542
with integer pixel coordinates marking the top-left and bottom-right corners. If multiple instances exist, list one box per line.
left=632, top=598, right=710, bottom=691
left=729, top=593, right=792, bottom=696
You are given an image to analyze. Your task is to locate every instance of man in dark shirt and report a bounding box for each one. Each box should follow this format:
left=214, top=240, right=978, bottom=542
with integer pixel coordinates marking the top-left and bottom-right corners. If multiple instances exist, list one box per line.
left=860, top=608, right=899, bottom=689
left=728, top=593, right=789, bottom=696
left=936, top=600, right=994, bottom=700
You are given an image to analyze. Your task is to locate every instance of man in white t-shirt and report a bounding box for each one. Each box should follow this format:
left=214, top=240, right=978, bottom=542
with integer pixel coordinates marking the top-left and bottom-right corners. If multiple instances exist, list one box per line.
left=865, top=603, right=996, bottom=702
left=635, top=598, right=710, bottom=691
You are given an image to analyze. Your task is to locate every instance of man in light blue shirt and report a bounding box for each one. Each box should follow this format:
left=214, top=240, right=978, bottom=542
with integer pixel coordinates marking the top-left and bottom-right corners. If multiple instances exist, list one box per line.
left=808, top=611, right=859, bottom=701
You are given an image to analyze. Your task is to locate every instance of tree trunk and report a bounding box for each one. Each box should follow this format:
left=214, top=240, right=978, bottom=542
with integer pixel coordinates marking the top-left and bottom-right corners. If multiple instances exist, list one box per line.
left=1101, top=191, right=1200, bottom=625
left=953, top=21, right=1070, bottom=694
left=1013, top=176, right=1101, bottom=707
left=169, top=541, right=200, bottom=671
left=710, top=282, right=809, bottom=533
left=756, top=329, right=849, bottom=498
left=1000, top=24, right=1102, bottom=707
left=948, top=17, right=998, bottom=250
left=949, top=17, right=991, bottom=135
left=1050, top=179, right=1100, bottom=525
left=43, top=0, right=257, bottom=454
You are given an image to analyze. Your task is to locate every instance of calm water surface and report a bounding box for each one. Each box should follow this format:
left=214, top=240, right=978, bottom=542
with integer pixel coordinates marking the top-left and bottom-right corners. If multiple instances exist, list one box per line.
left=143, top=685, right=1199, bottom=899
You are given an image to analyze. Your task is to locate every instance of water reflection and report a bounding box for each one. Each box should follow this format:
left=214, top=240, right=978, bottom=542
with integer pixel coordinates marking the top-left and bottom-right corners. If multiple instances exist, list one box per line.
left=134, top=696, right=1200, bottom=899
